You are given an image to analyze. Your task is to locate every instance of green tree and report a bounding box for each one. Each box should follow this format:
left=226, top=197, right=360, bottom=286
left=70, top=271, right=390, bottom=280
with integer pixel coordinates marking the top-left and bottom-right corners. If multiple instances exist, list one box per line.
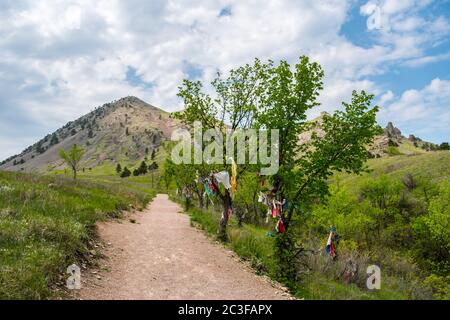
left=120, top=167, right=131, bottom=178
left=36, top=141, right=45, bottom=154
left=148, top=161, right=159, bottom=171
left=439, top=142, right=450, bottom=150
left=162, top=159, right=176, bottom=190
left=50, top=134, right=59, bottom=146
left=413, top=181, right=450, bottom=274
left=138, top=161, right=148, bottom=175
left=250, top=57, right=381, bottom=282
left=116, top=163, right=122, bottom=174
left=176, top=58, right=270, bottom=239
left=59, top=144, right=85, bottom=180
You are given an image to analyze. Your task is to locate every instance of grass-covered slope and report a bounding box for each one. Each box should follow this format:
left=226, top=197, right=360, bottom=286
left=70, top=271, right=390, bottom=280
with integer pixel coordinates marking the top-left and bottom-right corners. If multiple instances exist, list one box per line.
left=0, top=171, right=155, bottom=299
left=335, top=150, right=450, bottom=192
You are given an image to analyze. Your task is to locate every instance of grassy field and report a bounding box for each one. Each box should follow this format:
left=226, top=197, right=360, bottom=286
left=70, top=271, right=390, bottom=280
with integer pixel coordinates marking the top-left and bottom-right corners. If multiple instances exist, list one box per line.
left=0, top=171, right=156, bottom=299
left=334, top=150, right=450, bottom=192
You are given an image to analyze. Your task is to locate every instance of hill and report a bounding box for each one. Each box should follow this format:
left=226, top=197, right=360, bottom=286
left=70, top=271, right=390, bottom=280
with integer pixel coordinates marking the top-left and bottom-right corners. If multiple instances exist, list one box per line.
left=334, top=150, right=450, bottom=192
left=0, top=97, right=182, bottom=173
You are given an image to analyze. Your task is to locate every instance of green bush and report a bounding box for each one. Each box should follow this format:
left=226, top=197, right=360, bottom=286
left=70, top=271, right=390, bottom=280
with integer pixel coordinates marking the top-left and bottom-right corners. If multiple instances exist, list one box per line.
left=412, top=181, right=450, bottom=274
left=423, top=274, right=450, bottom=300
left=387, top=146, right=403, bottom=156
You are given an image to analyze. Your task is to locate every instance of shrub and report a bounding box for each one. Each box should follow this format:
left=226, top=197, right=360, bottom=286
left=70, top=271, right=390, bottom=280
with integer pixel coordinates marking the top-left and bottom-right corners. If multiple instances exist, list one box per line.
left=423, top=274, right=450, bottom=300
left=387, top=146, right=402, bottom=156
left=412, top=181, right=450, bottom=274
left=120, top=167, right=131, bottom=178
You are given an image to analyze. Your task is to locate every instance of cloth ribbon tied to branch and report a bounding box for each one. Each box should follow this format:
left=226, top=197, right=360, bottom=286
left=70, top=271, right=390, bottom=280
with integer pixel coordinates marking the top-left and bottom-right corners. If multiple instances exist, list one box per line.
left=326, top=226, right=338, bottom=258
left=230, top=158, right=238, bottom=195
left=213, top=171, right=231, bottom=190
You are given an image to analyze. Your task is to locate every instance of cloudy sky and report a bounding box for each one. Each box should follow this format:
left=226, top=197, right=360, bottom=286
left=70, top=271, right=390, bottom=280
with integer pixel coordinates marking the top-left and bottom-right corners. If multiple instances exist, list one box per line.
left=1, top=0, right=449, bottom=160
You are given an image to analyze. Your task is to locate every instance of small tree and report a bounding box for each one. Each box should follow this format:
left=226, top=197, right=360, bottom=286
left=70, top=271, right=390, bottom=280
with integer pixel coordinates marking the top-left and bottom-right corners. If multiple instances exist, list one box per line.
left=59, top=144, right=85, bottom=180
left=148, top=161, right=159, bottom=171
left=439, top=142, right=450, bottom=150
left=116, top=163, right=122, bottom=174
left=151, top=149, right=156, bottom=160
left=148, top=161, right=159, bottom=188
left=162, top=159, right=175, bottom=190
left=121, top=167, right=131, bottom=178
left=138, top=161, right=148, bottom=175
left=50, top=134, right=59, bottom=146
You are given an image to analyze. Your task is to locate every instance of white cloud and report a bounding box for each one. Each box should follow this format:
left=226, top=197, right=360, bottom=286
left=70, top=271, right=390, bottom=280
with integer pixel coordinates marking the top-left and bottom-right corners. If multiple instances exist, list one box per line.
left=379, top=90, right=394, bottom=105
left=380, top=78, right=450, bottom=140
left=404, top=51, right=450, bottom=67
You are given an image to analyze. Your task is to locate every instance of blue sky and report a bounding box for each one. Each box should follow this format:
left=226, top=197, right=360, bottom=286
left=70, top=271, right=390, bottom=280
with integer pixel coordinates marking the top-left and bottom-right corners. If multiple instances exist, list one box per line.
left=0, top=0, right=449, bottom=160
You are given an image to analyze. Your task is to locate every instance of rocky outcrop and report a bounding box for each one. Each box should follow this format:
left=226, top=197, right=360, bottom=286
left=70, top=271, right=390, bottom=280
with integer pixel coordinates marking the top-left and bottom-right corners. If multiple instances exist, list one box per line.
left=384, top=122, right=402, bottom=140
left=369, top=122, right=404, bottom=157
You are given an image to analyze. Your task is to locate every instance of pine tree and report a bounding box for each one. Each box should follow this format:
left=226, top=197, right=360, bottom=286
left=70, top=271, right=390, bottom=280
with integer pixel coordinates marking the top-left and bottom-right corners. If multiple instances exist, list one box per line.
left=50, top=134, right=59, bottom=146
left=148, top=161, right=159, bottom=171
left=36, top=141, right=45, bottom=154
left=120, top=167, right=131, bottom=178
left=439, top=142, right=450, bottom=150
left=116, top=163, right=122, bottom=174
left=138, top=161, right=148, bottom=175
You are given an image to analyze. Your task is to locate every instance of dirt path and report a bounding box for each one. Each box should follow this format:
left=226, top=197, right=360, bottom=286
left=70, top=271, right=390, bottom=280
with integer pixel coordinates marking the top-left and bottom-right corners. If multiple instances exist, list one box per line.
left=75, top=194, right=291, bottom=300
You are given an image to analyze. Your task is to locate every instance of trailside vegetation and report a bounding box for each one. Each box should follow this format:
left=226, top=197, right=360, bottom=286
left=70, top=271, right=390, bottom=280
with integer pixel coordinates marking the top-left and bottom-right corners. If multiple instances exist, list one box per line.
left=165, top=55, right=449, bottom=299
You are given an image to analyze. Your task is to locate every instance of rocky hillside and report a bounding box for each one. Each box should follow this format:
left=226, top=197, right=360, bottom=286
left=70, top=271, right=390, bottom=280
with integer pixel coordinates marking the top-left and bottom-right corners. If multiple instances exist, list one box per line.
left=368, top=121, right=438, bottom=158
left=299, top=113, right=437, bottom=158
left=0, top=97, right=182, bottom=173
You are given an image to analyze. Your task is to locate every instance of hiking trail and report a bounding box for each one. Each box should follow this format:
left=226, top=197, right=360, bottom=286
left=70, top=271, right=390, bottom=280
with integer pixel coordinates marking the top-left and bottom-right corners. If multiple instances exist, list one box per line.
left=75, top=194, right=291, bottom=300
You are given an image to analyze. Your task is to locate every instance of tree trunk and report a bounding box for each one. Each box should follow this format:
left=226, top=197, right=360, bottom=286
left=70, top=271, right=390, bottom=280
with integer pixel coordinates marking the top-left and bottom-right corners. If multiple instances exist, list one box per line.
left=185, top=196, right=191, bottom=211
left=252, top=191, right=261, bottom=221
left=195, top=188, right=204, bottom=209
left=205, top=195, right=210, bottom=210
left=218, top=189, right=232, bottom=241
